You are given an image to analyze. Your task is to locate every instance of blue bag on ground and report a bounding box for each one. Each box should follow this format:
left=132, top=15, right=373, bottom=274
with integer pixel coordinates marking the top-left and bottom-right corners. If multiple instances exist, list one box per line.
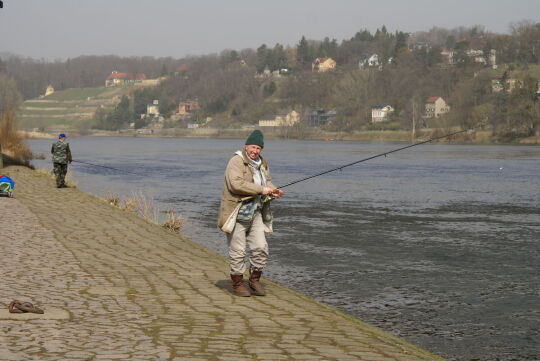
left=0, top=175, right=14, bottom=197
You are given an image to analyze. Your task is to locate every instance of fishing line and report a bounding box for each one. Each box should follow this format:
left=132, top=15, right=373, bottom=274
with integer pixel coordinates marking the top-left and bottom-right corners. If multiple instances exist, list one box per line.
left=72, top=160, right=145, bottom=176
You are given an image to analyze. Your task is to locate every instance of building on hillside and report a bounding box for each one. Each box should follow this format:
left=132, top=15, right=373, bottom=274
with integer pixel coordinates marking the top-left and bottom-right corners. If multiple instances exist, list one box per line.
left=255, top=66, right=289, bottom=78
left=489, top=49, right=497, bottom=69
left=307, top=109, right=337, bottom=126
left=312, top=57, right=336, bottom=72
left=440, top=47, right=454, bottom=64
left=371, top=104, right=394, bottom=123
left=258, top=114, right=276, bottom=126
left=442, top=37, right=497, bottom=68
left=105, top=71, right=146, bottom=87
left=506, top=78, right=522, bottom=93
left=178, top=100, right=199, bottom=115
left=174, top=65, right=189, bottom=75
left=491, top=79, right=504, bottom=93
left=359, top=54, right=380, bottom=69
left=147, top=100, right=160, bottom=116
left=263, top=66, right=272, bottom=77
left=258, top=110, right=300, bottom=127
left=424, top=97, right=450, bottom=118
left=44, top=85, right=55, bottom=96
left=410, top=42, right=432, bottom=52
left=491, top=77, right=522, bottom=93
left=255, top=66, right=272, bottom=78
left=466, top=49, right=487, bottom=64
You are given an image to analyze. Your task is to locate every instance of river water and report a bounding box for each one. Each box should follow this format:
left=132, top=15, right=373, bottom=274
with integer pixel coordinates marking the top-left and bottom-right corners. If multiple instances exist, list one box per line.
left=28, top=136, right=540, bottom=361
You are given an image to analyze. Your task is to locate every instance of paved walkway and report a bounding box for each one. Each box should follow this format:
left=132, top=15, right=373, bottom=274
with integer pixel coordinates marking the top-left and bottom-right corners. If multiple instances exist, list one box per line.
left=0, top=166, right=444, bottom=361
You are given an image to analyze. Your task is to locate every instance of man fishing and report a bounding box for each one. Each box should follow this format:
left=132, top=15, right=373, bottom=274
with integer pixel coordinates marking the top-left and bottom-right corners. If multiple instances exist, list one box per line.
left=218, top=130, right=283, bottom=297
left=51, top=133, right=72, bottom=188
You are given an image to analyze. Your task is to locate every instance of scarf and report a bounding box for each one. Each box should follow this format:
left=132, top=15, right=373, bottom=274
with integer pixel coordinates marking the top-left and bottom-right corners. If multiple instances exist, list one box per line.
left=236, top=151, right=266, bottom=222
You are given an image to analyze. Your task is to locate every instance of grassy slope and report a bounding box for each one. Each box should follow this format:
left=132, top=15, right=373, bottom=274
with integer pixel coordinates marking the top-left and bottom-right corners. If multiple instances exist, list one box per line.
left=18, top=85, right=131, bottom=129
left=43, top=87, right=109, bottom=101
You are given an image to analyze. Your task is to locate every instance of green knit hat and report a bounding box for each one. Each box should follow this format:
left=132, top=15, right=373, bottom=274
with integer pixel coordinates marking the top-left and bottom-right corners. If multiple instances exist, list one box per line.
left=245, top=130, right=264, bottom=148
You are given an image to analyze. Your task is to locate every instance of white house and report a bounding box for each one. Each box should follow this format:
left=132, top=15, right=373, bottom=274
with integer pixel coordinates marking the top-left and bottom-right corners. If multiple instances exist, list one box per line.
left=424, top=97, right=450, bottom=118
left=147, top=100, right=160, bottom=116
left=259, top=110, right=300, bottom=127
left=360, top=54, right=380, bottom=69
left=371, top=104, right=394, bottom=123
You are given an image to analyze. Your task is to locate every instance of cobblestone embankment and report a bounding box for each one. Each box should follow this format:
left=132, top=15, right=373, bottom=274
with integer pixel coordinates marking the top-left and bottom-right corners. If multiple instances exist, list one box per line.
left=0, top=166, right=445, bottom=361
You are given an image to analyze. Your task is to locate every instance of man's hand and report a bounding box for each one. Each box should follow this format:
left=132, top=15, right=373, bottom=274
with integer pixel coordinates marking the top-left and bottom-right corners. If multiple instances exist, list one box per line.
left=262, top=187, right=283, bottom=198
left=271, top=189, right=283, bottom=198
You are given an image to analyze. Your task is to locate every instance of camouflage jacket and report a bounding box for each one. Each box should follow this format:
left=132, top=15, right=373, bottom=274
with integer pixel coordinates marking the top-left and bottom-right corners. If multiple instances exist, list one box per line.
left=51, top=141, right=72, bottom=164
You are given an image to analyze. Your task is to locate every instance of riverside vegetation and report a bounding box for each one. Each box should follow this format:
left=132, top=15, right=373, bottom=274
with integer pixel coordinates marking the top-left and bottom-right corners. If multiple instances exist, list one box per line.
left=25, top=168, right=185, bottom=233
left=104, top=191, right=184, bottom=233
left=1, top=23, right=540, bottom=143
left=0, top=73, right=32, bottom=166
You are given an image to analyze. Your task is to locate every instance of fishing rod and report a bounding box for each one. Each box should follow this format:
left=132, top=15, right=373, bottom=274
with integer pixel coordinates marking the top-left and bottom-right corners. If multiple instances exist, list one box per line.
left=240, top=124, right=483, bottom=202
left=72, top=160, right=144, bottom=176
left=277, top=126, right=478, bottom=189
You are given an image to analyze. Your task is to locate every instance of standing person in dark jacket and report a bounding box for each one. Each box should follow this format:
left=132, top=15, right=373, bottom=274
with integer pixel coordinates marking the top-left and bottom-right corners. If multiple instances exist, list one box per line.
left=51, top=133, right=72, bottom=188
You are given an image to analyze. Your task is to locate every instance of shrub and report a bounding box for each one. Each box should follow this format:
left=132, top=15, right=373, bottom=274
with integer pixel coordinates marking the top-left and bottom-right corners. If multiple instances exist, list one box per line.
left=0, top=110, right=32, bottom=164
left=104, top=191, right=184, bottom=233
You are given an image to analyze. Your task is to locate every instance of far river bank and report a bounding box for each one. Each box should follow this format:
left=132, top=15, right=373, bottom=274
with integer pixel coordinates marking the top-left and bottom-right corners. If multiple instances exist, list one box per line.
left=19, top=127, right=540, bottom=145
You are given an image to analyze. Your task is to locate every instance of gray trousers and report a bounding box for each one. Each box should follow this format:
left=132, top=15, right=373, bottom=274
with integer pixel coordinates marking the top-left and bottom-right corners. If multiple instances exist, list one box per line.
left=227, top=210, right=268, bottom=275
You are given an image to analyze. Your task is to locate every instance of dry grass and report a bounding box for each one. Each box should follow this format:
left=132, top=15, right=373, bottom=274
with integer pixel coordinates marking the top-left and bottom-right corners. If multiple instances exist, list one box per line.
left=64, top=169, right=77, bottom=188
left=120, top=198, right=137, bottom=213
left=129, top=190, right=159, bottom=223
left=34, top=167, right=77, bottom=188
left=104, top=190, right=184, bottom=233
left=519, top=136, right=540, bottom=144
left=1, top=110, right=32, bottom=165
left=105, top=191, right=120, bottom=206
left=35, top=168, right=51, bottom=177
left=17, top=130, right=55, bottom=139
left=162, top=209, right=185, bottom=232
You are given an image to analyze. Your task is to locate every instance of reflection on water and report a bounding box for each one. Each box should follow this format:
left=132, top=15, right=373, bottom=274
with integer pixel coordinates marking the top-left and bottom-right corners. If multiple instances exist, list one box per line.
left=29, top=137, right=540, bottom=361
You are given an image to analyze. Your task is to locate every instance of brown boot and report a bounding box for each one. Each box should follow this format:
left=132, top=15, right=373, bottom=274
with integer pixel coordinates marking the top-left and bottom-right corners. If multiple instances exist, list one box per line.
left=230, top=274, right=250, bottom=297
left=249, top=268, right=266, bottom=296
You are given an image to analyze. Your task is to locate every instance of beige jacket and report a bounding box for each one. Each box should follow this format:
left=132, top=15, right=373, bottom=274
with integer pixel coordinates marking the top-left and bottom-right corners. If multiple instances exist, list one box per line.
left=218, top=150, right=276, bottom=232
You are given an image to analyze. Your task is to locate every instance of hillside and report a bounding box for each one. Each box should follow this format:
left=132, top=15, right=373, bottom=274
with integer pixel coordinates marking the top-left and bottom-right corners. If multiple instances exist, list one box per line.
left=5, top=23, right=540, bottom=143
left=18, top=86, right=128, bottom=129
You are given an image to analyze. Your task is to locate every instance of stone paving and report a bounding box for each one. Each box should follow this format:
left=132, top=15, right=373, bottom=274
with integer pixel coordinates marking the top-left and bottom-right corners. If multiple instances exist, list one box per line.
left=0, top=166, right=445, bottom=361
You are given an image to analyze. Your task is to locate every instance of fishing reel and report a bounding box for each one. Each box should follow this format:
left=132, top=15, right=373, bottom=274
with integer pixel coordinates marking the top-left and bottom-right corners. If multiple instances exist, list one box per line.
left=262, top=194, right=275, bottom=203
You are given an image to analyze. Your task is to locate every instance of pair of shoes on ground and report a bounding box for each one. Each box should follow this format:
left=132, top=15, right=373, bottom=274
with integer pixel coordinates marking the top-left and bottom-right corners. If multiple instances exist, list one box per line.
left=56, top=184, right=68, bottom=188
left=231, top=272, right=266, bottom=297
left=8, top=300, right=44, bottom=314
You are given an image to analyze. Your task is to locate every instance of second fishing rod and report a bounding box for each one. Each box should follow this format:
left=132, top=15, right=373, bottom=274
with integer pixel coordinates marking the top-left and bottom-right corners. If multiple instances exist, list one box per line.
left=71, top=159, right=146, bottom=176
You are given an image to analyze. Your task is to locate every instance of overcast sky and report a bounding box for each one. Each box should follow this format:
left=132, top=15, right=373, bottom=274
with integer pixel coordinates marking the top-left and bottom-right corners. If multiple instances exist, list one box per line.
left=1, top=0, right=539, bottom=60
